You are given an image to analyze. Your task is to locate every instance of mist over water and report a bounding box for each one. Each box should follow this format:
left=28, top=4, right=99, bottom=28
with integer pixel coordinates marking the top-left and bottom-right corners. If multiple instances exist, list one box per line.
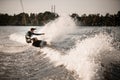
left=39, top=15, right=77, bottom=43
left=41, top=32, right=120, bottom=80
left=10, top=33, right=27, bottom=44
left=8, top=15, right=120, bottom=80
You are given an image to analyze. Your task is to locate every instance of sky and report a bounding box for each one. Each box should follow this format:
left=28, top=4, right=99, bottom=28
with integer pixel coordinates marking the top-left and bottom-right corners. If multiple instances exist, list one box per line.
left=0, top=0, right=120, bottom=15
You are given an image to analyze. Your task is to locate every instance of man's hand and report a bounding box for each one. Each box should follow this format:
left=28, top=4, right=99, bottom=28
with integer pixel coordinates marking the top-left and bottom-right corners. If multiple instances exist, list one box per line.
left=42, top=33, right=45, bottom=35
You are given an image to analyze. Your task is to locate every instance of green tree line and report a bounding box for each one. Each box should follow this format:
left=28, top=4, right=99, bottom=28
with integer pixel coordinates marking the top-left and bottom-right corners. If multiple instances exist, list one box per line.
left=0, top=11, right=120, bottom=26
left=71, top=11, right=120, bottom=26
left=0, top=11, right=59, bottom=26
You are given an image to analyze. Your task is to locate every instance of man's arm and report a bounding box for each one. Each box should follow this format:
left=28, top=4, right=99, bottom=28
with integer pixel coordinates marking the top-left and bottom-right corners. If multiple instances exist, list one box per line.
left=33, top=33, right=45, bottom=35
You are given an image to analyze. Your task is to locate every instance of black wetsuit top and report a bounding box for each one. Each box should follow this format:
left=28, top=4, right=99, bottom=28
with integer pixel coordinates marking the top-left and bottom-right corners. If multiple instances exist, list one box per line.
left=26, top=31, right=42, bottom=37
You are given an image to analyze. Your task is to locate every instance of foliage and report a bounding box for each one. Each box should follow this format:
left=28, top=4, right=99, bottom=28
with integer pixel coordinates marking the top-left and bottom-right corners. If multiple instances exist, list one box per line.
left=71, top=11, right=120, bottom=26
left=0, top=11, right=59, bottom=26
left=0, top=11, right=120, bottom=26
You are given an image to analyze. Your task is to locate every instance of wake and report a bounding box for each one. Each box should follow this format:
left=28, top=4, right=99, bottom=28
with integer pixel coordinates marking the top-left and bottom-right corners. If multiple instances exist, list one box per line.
left=41, top=33, right=120, bottom=80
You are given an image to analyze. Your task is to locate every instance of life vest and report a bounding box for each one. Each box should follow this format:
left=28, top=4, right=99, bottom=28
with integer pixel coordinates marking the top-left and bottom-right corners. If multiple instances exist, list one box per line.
left=25, top=31, right=32, bottom=43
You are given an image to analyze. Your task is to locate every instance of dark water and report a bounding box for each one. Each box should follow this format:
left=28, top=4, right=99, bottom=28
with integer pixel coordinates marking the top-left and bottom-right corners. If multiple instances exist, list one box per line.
left=0, top=49, right=76, bottom=80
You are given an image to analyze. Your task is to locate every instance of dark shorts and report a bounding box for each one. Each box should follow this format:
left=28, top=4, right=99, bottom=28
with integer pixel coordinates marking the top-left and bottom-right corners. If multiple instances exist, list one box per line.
left=32, top=40, right=47, bottom=47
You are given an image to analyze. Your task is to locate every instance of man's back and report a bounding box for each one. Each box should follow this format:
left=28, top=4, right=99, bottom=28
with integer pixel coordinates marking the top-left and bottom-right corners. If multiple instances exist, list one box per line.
left=25, top=31, right=33, bottom=43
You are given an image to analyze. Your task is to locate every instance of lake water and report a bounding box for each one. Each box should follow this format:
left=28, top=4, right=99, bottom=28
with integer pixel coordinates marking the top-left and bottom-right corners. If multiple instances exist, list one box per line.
left=0, top=17, right=120, bottom=80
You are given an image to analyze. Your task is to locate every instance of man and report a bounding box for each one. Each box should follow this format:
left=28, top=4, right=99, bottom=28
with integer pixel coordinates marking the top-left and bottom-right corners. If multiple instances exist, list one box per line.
left=25, top=28, right=44, bottom=43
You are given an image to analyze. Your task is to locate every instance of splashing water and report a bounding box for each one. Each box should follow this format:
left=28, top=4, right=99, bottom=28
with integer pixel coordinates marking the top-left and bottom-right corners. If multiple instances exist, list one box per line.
left=42, top=32, right=120, bottom=80
left=38, top=15, right=120, bottom=80
left=9, top=33, right=27, bottom=44
left=39, top=15, right=77, bottom=43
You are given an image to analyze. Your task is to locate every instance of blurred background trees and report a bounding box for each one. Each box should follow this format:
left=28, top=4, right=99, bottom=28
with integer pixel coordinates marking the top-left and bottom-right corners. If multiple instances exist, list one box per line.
left=71, top=11, right=120, bottom=26
left=0, top=11, right=58, bottom=26
left=0, top=11, right=119, bottom=26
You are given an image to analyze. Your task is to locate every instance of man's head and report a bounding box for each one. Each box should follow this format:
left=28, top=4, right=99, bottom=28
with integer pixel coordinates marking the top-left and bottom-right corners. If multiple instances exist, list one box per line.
left=30, top=28, right=36, bottom=32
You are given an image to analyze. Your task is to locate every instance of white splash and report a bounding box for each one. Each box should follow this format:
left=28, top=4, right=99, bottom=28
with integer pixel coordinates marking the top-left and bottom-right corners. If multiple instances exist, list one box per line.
left=37, top=15, right=120, bottom=80
left=9, top=33, right=27, bottom=44
left=39, top=15, right=77, bottom=44
left=42, top=33, right=117, bottom=80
